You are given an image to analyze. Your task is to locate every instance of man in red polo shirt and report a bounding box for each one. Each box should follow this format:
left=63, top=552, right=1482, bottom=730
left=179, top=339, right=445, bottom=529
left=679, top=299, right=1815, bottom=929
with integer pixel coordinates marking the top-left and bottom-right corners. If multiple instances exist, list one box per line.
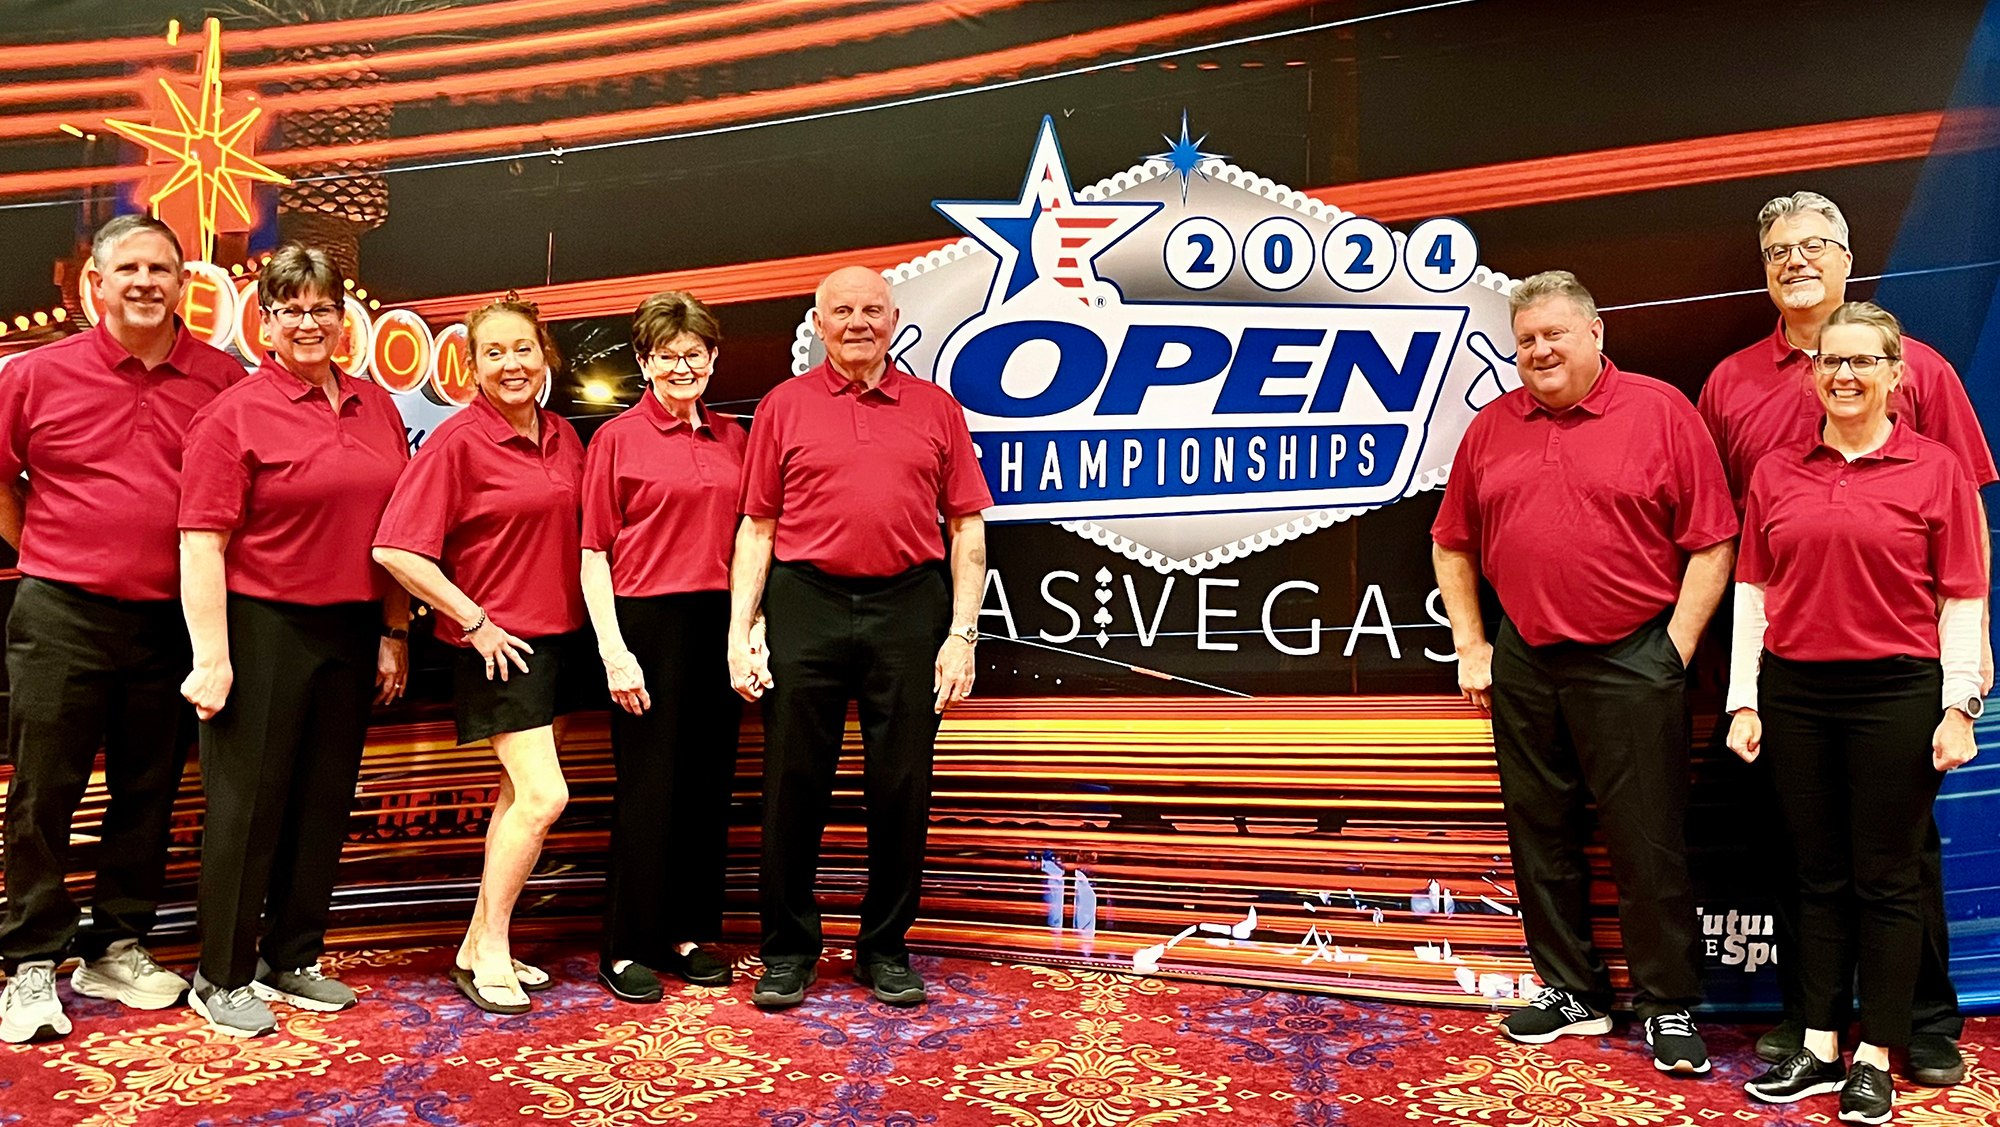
left=0, top=216, right=243, bottom=1042
left=1700, top=191, right=1997, bottom=1085
left=729, top=265, right=992, bottom=1009
left=1434, top=270, right=1738, bottom=1074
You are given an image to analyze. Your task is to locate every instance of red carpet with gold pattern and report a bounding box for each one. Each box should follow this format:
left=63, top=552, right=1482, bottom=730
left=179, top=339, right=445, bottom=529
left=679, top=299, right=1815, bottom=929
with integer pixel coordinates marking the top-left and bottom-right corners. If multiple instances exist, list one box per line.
left=2, top=945, right=1996, bottom=1127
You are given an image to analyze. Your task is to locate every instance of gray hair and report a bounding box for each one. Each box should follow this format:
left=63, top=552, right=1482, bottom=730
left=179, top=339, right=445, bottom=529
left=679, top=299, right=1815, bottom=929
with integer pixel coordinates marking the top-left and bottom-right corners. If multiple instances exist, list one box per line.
left=260, top=243, right=345, bottom=310
left=1757, top=191, right=1851, bottom=249
left=1824, top=300, right=1903, bottom=360
left=1508, top=270, right=1598, bottom=321
left=91, top=214, right=183, bottom=268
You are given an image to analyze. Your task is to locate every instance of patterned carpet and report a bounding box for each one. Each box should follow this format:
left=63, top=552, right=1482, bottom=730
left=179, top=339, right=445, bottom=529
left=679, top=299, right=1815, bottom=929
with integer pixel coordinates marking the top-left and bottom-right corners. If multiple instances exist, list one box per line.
left=2, top=945, right=1997, bottom=1127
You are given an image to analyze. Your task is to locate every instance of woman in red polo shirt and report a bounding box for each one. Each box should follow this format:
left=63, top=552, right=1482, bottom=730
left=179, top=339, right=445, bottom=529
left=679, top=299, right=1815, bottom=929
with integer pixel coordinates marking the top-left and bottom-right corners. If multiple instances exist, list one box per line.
left=372, top=294, right=588, bottom=1015
left=179, top=244, right=412, bottom=1038
left=1731, top=302, right=1984, bottom=1123
left=580, top=291, right=750, bottom=1003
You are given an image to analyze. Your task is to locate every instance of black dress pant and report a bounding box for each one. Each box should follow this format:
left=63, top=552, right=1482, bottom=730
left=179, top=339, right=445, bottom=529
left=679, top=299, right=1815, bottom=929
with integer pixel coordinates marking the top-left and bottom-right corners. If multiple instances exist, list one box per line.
left=1491, top=614, right=1703, bottom=1018
left=760, top=561, right=950, bottom=967
left=1760, top=653, right=1945, bottom=1049
left=602, top=591, right=742, bottom=965
left=196, top=594, right=378, bottom=989
left=0, top=578, right=190, bottom=970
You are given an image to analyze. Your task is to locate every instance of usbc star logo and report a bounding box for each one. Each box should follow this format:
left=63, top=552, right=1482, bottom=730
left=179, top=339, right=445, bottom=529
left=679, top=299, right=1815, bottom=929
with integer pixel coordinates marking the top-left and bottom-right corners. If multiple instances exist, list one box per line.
left=1149, top=110, right=1224, bottom=204
left=936, top=116, right=1159, bottom=311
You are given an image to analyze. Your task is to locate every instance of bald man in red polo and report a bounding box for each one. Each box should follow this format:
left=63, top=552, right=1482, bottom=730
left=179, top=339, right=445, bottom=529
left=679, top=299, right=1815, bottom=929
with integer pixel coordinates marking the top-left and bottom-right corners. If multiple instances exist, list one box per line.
left=729, top=266, right=992, bottom=1010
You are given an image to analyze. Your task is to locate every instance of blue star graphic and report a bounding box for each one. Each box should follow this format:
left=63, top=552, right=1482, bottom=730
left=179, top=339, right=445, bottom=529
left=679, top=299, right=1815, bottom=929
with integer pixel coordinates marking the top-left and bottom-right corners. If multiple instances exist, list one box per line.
left=1149, top=110, right=1224, bottom=203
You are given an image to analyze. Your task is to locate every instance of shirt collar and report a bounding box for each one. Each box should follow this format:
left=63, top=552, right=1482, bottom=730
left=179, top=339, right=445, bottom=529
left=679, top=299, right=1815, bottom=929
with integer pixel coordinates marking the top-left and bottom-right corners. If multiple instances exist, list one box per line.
left=1523, top=358, right=1619, bottom=419
left=816, top=359, right=903, bottom=401
left=1804, top=415, right=1922, bottom=465
left=257, top=352, right=360, bottom=407
left=90, top=318, right=201, bottom=377
left=1766, top=317, right=1811, bottom=365
left=638, top=387, right=713, bottom=434
left=469, top=390, right=559, bottom=452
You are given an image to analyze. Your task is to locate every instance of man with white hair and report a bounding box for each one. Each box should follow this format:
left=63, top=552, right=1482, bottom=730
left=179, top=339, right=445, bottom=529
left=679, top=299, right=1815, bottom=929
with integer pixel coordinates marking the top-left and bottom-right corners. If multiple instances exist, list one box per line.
left=1700, top=191, right=1997, bottom=1087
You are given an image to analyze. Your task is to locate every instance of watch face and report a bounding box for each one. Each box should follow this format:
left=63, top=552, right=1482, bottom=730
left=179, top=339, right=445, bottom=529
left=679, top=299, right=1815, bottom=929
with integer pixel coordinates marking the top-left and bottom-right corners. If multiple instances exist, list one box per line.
left=1969, top=697, right=1987, bottom=720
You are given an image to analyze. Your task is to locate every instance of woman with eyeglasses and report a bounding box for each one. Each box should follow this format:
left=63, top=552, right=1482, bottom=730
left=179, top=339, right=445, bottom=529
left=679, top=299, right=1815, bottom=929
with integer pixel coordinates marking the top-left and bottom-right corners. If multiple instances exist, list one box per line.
left=373, top=294, right=590, bottom=1015
left=178, top=244, right=411, bottom=1037
left=1732, top=301, right=1985, bottom=1124
left=579, top=291, right=752, bottom=1002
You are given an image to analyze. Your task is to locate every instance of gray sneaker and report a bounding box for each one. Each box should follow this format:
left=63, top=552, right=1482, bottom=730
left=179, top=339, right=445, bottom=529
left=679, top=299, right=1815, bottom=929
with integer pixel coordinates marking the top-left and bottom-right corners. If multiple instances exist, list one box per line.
left=252, top=958, right=356, bottom=1012
left=72, top=939, right=189, bottom=1010
left=189, top=968, right=277, bottom=1037
left=0, top=961, right=70, bottom=1043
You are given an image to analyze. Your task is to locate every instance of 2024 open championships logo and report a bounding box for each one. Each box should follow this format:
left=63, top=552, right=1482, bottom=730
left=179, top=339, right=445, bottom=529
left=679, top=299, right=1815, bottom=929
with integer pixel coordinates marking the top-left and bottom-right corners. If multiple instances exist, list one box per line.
left=793, top=117, right=1521, bottom=575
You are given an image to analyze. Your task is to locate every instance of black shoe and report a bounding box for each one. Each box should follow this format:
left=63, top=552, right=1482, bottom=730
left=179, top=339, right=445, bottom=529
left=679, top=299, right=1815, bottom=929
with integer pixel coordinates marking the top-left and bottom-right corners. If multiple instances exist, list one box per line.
left=1906, top=1033, right=1965, bottom=1087
left=1757, top=1017, right=1807, bottom=1064
left=853, top=959, right=927, bottom=1006
left=659, top=946, right=733, bottom=987
left=1500, top=988, right=1611, bottom=1044
left=597, top=960, right=663, bottom=1004
left=1746, top=1047, right=1846, bottom=1103
left=751, top=962, right=816, bottom=1009
left=1839, top=1060, right=1894, bottom=1124
left=1644, top=1010, right=1710, bottom=1074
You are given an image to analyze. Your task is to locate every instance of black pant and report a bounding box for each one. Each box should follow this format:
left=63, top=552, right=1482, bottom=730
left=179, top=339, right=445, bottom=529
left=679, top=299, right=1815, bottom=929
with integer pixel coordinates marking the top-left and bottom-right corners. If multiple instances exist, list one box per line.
left=602, top=591, right=742, bottom=965
left=1491, top=614, right=1703, bottom=1018
left=760, top=561, right=949, bottom=966
left=1761, top=653, right=1944, bottom=1049
left=0, top=578, right=190, bottom=970
left=196, top=594, right=378, bottom=989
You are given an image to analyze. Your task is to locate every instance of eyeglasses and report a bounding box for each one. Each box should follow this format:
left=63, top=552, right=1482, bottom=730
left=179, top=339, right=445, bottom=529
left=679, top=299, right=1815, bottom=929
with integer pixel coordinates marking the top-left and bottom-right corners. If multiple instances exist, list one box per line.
left=268, top=304, right=342, bottom=326
left=1761, top=237, right=1845, bottom=265
left=1811, top=353, right=1897, bottom=375
left=644, top=350, right=712, bottom=372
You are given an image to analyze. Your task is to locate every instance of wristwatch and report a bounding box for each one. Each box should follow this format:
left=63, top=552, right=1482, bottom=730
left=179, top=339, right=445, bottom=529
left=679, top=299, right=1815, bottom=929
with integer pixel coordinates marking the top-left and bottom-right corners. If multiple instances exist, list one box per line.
left=1951, top=696, right=1985, bottom=720
left=948, top=624, right=979, bottom=645
left=382, top=626, right=409, bottom=641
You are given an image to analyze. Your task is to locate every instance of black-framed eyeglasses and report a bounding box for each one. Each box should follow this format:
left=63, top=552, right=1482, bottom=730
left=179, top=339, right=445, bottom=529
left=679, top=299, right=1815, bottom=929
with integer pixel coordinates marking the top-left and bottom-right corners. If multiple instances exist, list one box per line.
left=1812, top=353, right=1896, bottom=375
left=1761, top=237, right=1845, bottom=265
left=268, top=304, right=342, bottom=326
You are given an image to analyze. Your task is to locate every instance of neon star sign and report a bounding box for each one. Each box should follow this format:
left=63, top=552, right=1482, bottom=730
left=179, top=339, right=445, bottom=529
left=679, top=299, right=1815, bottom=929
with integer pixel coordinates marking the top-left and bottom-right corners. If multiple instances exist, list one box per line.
left=102, top=18, right=289, bottom=263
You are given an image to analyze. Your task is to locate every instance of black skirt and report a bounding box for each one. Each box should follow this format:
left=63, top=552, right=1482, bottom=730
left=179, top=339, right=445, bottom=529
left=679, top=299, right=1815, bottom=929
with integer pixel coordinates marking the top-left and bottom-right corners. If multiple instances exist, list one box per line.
left=451, top=627, right=605, bottom=744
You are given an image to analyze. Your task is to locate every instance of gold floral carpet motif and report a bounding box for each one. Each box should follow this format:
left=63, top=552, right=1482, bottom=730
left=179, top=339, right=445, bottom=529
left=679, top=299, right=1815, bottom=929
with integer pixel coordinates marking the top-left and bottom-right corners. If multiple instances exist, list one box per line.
left=0, top=945, right=1993, bottom=1126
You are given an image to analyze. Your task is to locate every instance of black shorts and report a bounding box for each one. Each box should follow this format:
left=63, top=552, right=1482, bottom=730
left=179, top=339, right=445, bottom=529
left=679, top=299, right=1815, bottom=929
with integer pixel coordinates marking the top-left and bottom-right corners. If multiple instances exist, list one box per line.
left=451, top=628, right=605, bottom=744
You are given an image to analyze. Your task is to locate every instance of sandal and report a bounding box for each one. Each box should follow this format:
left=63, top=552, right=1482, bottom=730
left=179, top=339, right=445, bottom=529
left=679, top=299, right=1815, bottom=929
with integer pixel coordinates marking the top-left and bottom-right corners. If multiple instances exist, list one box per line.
left=448, top=965, right=530, bottom=1015
left=511, top=958, right=555, bottom=992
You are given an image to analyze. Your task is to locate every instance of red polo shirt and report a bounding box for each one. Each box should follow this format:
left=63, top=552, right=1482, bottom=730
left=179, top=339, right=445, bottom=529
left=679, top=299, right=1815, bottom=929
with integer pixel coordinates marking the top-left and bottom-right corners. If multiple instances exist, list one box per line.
left=374, top=394, right=585, bottom=645
left=1739, top=422, right=1985, bottom=662
left=739, top=361, right=992, bottom=578
left=1699, top=318, right=1998, bottom=512
left=1433, top=360, right=1739, bottom=647
left=180, top=354, right=409, bottom=605
left=581, top=393, right=747, bottom=597
left=0, top=322, right=243, bottom=600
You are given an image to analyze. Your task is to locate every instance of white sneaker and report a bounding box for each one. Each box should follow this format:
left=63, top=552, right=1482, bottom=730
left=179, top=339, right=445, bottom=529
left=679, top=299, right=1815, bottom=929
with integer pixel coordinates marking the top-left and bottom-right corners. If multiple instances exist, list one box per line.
left=71, top=939, right=189, bottom=1010
left=0, top=961, right=71, bottom=1043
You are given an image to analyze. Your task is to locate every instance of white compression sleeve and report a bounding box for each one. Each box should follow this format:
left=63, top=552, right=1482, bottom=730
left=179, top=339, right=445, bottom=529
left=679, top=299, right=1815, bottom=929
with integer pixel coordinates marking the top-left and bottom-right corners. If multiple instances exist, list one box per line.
left=1940, top=596, right=1983, bottom=710
left=1726, top=582, right=1767, bottom=714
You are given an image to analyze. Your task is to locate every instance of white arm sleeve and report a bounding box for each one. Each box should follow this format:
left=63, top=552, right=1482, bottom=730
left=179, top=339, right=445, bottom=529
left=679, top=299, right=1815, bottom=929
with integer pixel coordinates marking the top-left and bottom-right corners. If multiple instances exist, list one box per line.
left=1940, top=596, right=1983, bottom=710
left=1726, top=582, right=1767, bottom=714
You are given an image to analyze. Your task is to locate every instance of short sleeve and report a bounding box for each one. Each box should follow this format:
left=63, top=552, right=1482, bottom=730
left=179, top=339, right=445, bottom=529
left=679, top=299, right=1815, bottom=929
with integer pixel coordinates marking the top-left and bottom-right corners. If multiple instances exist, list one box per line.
left=938, top=397, right=994, bottom=517
left=580, top=424, right=620, bottom=552
left=0, top=362, right=30, bottom=483
left=373, top=434, right=460, bottom=558
left=738, top=404, right=784, bottom=519
left=1929, top=457, right=1989, bottom=600
left=1695, top=371, right=1728, bottom=473
left=1430, top=419, right=1483, bottom=551
left=1735, top=464, right=1774, bottom=585
left=1667, top=403, right=1740, bottom=550
left=177, top=406, right=252, bottom=531
left=1908, top=347, right=1999, bottom=487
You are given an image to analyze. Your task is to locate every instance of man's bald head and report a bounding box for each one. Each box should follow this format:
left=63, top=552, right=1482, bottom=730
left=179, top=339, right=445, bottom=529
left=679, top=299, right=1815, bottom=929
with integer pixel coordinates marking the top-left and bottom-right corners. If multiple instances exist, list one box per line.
left=812, top=266, right=899, bottom=382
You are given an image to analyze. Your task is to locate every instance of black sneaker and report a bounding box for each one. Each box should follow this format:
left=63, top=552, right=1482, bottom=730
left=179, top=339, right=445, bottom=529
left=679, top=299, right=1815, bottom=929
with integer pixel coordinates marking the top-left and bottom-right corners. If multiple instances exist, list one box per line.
left=1501, top=988, right=1611, bottom=1044
left=1644, top=1010, right=1710, bottom=1074
left=1839, top=1060, right=1894, bottom=1124
left=854, top=959, right=927, bottom=1006
left=1906, top=1033, right=1965, bottom=1087
left=751, top=961, right=816, bottom=1009
left=1757, top=1017, right=1807, bottom=1064
left=659, top=946, right=733, bottom=987
left=1746, top=1047, right=1846, bottom=1103
left=597, top=960, right=663, bottom=1004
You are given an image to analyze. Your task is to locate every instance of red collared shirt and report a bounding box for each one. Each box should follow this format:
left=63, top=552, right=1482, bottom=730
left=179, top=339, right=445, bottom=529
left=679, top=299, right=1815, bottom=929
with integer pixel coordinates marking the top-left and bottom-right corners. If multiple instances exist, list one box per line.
left=180, top=354, right=409, bottom=605
left=1699, top=318, right=1998, bottom=512
left=581, top=392, right=747, bottom=597
left=739, top=361, right=993, bottom=578
left=1739, top=422, right=1986, bottom=661
left=0, top=322, right=244, bottom=600
left=374, top=394, right=585, bottom=644
left=1433, top=359, right=1739, bottom=647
